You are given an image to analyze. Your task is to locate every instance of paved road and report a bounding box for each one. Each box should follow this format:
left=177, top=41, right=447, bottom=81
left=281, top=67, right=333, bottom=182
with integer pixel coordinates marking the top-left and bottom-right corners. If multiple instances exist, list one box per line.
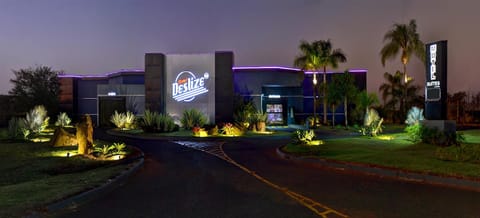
left=59, top=132, right=480, bottom=218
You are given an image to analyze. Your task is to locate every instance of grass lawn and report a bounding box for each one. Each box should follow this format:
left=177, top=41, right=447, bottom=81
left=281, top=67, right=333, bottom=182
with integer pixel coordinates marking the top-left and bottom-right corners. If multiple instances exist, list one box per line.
left=0, top=140, right=131, bottom=217
left=283, top=131, right=480, bottom=178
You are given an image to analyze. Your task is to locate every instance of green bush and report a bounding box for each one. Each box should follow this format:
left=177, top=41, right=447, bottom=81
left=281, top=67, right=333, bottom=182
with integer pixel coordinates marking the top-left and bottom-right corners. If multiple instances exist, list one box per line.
left=405, top=123, right=422, bottom=142
left=233, top=95, right=257, bottom=128
left=181, top=108, right=207, bottom=130
left=155, top=113, right=176, bottom=133
left=55, top=112, right=71, bottom=127
left=24, top=105, right=49, bottom=134
left=138, top=110, right=177, bottom=133
left=7, top=117, right=26, bottom=140
left=420, top=126, right=464, bottom=146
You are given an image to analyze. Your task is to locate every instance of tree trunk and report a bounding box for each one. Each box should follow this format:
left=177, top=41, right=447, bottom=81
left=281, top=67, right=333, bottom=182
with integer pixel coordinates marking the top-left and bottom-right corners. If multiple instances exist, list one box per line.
left=344, top=97, right=348, bottom=128
left=323, top=66, right=327, bottom=124
left=331, top=105, right=335, bottom=128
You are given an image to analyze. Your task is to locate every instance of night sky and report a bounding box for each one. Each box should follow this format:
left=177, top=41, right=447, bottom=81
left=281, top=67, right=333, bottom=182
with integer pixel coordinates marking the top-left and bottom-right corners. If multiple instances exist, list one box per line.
left=1, top=0, right=478, bottom=95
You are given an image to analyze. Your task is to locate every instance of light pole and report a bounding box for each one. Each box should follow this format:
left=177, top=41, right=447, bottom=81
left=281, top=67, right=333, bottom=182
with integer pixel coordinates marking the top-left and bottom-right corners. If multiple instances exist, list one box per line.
left=312, top=72, right=317, bottom=128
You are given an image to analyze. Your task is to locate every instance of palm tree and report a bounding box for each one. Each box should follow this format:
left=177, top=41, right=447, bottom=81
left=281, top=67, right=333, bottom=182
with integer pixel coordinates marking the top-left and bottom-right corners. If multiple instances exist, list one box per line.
left=356, top=91, right=379, bottom=117
left=330, top=71, right=358, bottom=128
left=380, top=71, right=421, bottom=123
left=379, top=71, right=403, bottom=122
left=380, top=19, right=425, bottom=83
left=294, top=40, right=347, bottom=125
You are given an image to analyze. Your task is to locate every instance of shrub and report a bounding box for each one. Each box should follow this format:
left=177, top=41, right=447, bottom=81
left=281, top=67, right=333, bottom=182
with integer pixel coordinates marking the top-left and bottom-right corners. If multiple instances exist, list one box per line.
left=110, top=110, right=126, bottom=129
left=233, top=96, right=257, bottom=128
left=292, top=129, right=315, bottom=145
left=219, top=122, right=244, bottom=136
left=55, top=112, right=71, bottom=127
left=405, top=123, right=422, bottom=142
left=360, top=108, right=383, bottom=137
left=112, top=142, right=127, bottom=155
left=24, top=105, right=49, bottom=134
left=155, top=113, right=176, bottom=133
left=420, top=126, right=464, bottom=146
left=124, top=111, right=136, bottom=129
left=94, top=144, right=115, bottom=157
left=181, top=108, right=207, bottom=130
left=7, top=117, right=26, bottom=139
left=138, top=110, right=177, bottom=133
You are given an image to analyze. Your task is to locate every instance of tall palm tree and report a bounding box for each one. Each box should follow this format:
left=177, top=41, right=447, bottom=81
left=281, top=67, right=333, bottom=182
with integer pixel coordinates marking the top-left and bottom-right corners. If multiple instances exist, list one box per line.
left=330, top=71, right=357, bottom=128
left=380, top=19, right=425, bottom=83
left=294, top=40, right=347, bottom=125
left=294, top=40, right=322, bottom=127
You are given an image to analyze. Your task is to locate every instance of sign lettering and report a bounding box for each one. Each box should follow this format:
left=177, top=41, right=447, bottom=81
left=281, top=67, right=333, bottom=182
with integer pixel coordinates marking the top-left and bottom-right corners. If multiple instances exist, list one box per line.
left=172, top=71, right=209, bottom=102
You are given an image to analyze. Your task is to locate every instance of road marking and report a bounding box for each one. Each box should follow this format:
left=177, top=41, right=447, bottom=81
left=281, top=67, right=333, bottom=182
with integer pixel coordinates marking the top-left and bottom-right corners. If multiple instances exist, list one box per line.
left=174, top=141, right=349, bottom=218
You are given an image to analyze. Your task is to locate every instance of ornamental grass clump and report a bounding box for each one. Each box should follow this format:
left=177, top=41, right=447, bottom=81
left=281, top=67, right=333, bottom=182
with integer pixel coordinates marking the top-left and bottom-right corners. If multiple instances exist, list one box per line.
left=138, top=110, right=177, bottom=133
left=24, top=105, right=50, bottom=134
left=55, top=112, right=71, bottom=127
left=181, top=108, right=207, bottom=130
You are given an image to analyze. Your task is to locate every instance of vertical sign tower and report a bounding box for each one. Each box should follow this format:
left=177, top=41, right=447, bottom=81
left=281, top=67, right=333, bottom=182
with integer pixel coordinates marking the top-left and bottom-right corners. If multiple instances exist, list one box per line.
left=425, top=40, right=447, bottom=120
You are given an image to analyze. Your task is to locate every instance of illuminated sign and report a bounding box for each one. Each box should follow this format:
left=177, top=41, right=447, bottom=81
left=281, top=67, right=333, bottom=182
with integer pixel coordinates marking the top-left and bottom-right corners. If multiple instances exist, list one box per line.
left=425, top=40, right=447, bottom=120
left=425, top=41, right=446, bottom=102
left=172, top=71, right=210, bottom=102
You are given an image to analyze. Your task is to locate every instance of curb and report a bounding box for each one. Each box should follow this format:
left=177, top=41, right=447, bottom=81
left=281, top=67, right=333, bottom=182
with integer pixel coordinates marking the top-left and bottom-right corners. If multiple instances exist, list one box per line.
left=276, top=147, right=480, bottom=192
left=36, top=148, right=145, bottom=217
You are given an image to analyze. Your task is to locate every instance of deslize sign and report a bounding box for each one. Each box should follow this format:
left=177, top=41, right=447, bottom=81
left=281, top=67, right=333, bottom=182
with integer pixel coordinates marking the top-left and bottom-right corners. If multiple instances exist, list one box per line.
left=172, top=71, right=209, bottom=102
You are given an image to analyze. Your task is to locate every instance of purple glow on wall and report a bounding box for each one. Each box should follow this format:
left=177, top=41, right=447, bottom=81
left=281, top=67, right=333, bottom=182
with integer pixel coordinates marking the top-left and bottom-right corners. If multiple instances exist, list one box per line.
left=232, top=66, right=302, bottom=72
left=58, top=69, right=145, bottom=78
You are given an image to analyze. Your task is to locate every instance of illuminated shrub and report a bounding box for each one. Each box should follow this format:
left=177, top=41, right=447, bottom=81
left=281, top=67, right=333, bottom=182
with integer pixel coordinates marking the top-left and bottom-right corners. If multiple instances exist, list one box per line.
left=110, top=110, right=126, bottom=129
left=233, top=96, right=257, bottom=128
left=24, top=105, right=50, bottom=134
left=292, top=129, right=315, bottom=145
left=250, top=111, right=267, bottom=132
left=219, top=122, right=244, bottom=136
left=181, top=108, right=207, bottom=130
left=93, top=142, right=127, bottom=158
left=360, top=108, right=383, bottom=137
left=405, top=107, right=425, bottom=126
left=55, top=112, right=71, bottom=127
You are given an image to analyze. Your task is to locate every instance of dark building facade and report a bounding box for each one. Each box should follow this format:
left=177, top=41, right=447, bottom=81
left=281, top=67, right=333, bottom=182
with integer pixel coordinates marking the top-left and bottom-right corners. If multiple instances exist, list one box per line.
left=59, top=53, right=366, bottom=126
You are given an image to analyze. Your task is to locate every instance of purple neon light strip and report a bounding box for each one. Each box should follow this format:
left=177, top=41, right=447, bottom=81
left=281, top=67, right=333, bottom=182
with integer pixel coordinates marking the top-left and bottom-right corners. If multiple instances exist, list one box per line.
left=232, top=66, right=303, bottom=72
left=58, top=69, right=144, bottom=78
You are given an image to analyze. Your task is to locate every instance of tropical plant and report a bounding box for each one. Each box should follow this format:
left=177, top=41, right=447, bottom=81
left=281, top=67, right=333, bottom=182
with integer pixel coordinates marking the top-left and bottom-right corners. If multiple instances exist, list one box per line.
left=329, top=71, right=358, bottom=128
left=356, top=91, right=379, bottom=116
left=110, top=110, right=126, bottom=129
left=294, top=39, right=347, bottom=125
left=112, top=142, right=127, bottom=155
left=379, top=71, right=421, bottom=122
left=124, top=111, right=136, bottom=129
left=360, top=108, right=384, bottom=137
left=292, top=129, right=323, bottom=145
left=181, top=108, right=207, bottom=130
left=94, top=144, right=115, bottom=156
left=405, top=107, right=425, bottom=126
left=9, top=65, right=60, bottom=117
left=327, top=81, right=342, bottom=127
left=233, top=95, right=257, bottom=128
left=24, top=105, right=49, bottom=134
left=138, top=110, right=176, bottom=133
left=7, top=117, right=26, bottom=140
left=380, top=19, right=425, bottom=83
left=55, top=112, right=71, bottom=127
left=155, top=113, right=176, bottom=133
